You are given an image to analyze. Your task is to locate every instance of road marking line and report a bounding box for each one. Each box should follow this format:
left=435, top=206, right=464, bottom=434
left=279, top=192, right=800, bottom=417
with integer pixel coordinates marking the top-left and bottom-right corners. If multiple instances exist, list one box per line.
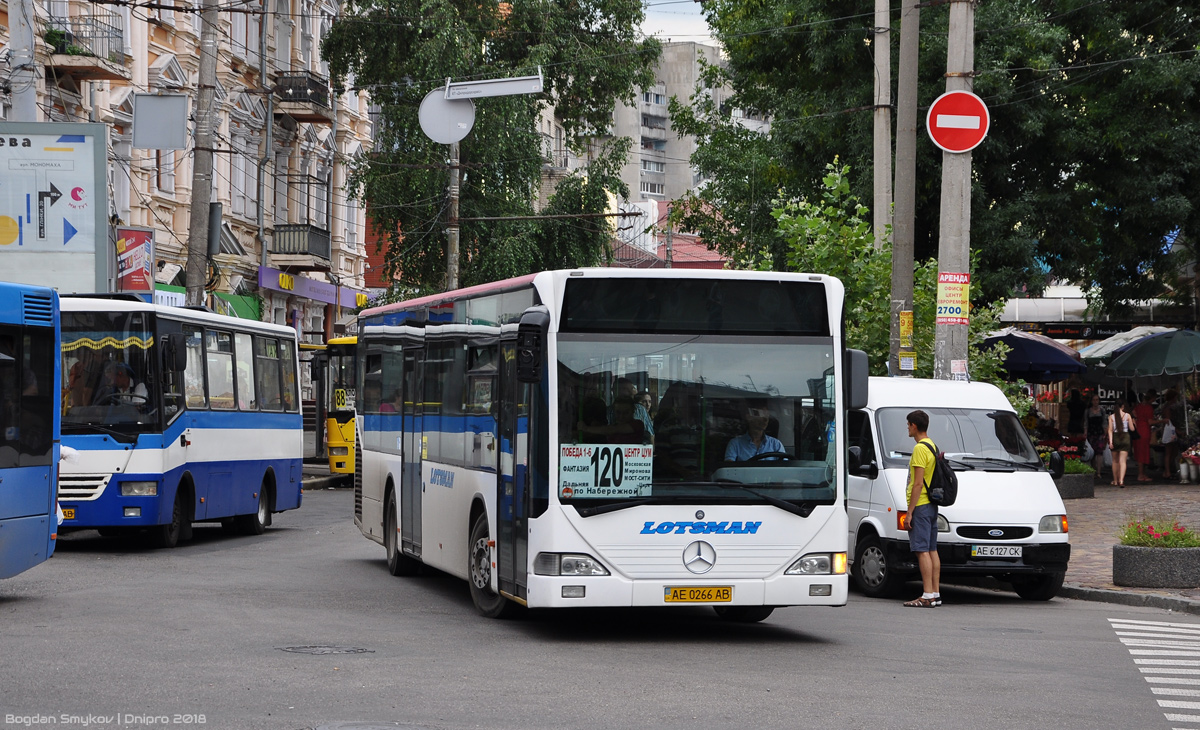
left=1147, top=677, right=1200, bottom=685
left=1111, top=618, right=1200, bottom=630
left=1153, top=687, right=1200, bottom=697
left=1167, top=717, right=1200, bottom=724
left=1118, top=631, right=1200, bottom=639
left=1131, top=650, right=1200, bottom=657
left=1159, top=700, right=1200, bottom=709
left=1143, top=668, right=1200, bottom=675
left=935, top=114, right=980, bottom=129
left=1138, top=659, right=1200, bottom=666
left=1123, top=639, right=1200, bottom=649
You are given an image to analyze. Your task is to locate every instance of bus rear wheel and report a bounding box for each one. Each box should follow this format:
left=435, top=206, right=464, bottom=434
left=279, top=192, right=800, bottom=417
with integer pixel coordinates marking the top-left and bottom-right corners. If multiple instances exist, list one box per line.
left=468, top=513, right=516, bottom=619
left=385, top=489, right=420, bottom=576
left=235, top=484, right=270, bottom=536
left=713, top=606, right=775, bottom=623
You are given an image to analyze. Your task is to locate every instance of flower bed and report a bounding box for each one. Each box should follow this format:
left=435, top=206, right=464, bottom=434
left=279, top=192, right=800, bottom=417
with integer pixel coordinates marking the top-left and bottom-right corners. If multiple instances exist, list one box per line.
left=1112, top=516, right=1200, bottom=588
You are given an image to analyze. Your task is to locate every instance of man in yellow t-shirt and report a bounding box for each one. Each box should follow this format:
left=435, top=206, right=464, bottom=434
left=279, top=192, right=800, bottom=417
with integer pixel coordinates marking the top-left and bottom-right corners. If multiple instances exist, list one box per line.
left=903, top=409, right=941, bottom=607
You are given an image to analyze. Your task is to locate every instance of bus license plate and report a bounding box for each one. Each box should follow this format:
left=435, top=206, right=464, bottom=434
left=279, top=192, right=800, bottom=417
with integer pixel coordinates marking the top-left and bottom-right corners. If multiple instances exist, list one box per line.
left=61, top=508, right=75, bottom=520
left=664, top=586, right=732, bottom=603
left=971, top=545, right=1022, bottom=558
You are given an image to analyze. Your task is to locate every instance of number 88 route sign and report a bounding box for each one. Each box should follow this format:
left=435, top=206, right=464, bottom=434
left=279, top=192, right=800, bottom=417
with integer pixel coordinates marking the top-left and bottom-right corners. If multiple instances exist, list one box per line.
left=559, top=444, right=654, bottom=499
left=926, top=90, right=990, bottom=153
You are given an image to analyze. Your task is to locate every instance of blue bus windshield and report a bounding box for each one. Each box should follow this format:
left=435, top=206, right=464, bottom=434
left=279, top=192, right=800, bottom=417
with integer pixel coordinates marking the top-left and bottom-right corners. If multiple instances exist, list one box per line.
left=61, top=310, right=160, bottom=432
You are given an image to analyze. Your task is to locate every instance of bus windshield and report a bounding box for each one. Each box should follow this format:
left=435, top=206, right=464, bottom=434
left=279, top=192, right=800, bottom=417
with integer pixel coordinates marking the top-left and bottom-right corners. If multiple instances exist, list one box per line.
left=557, top=334, right=838, bottom=509
left=61, top=310, right=160, bottom=433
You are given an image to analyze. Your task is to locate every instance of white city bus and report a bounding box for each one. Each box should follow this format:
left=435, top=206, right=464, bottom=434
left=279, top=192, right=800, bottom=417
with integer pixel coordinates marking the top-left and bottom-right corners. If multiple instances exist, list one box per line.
left=355, top=269, right=867, bottom=620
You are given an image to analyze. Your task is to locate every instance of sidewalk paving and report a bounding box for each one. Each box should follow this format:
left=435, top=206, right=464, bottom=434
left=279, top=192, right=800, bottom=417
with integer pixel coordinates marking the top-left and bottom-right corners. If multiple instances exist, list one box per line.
left=1058, top=474, right=1200, bottom=615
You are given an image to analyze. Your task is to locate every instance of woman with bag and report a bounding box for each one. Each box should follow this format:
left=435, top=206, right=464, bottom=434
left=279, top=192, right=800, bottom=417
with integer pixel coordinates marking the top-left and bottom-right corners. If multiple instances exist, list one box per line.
left=1158, top=389, right=1184, bottom=479
left=1084, top=393, right=1107, bottom=479
left=1108, top=400, right=1135, bottom=488
left=1133, top=391, right=1155, bottom=482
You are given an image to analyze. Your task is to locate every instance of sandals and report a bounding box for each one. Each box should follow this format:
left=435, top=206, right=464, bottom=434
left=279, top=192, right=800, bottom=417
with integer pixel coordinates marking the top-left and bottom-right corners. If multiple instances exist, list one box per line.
left=903, top=597, right=937, bottom=607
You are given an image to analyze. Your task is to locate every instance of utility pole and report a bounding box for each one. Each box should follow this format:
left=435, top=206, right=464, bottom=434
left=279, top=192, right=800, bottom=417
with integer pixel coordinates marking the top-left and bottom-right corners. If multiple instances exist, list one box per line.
left=871, top=0, right=892, bottom=251
left=889, top=0, right=920, bottom=376
left=185, top=0, right=220, bottom=307
left=446, top=142, right=460, bottom=291
left=933, top=0, right=975, bottom=380
left=11, top=0, right=39, bottom=121
left=665, top=202, right=673, bottom=268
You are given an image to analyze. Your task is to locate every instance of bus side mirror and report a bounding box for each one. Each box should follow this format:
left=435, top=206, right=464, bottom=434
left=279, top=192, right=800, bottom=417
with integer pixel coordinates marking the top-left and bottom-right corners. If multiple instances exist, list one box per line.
left=164, top=333, right=187, bottom=372
left=516, top=306, right=551, bottom=384
left=845, top=349, right=869, bottom=410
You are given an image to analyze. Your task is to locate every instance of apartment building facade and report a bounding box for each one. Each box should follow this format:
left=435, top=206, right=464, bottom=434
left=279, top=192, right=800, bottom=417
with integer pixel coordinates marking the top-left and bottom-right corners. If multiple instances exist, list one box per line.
left=1, top=0, right=371, bottom=397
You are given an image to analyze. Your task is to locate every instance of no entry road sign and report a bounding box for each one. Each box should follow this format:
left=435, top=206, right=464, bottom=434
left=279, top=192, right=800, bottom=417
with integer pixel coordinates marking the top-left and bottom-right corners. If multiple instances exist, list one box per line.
left=926, top=90, right=990, bottom=153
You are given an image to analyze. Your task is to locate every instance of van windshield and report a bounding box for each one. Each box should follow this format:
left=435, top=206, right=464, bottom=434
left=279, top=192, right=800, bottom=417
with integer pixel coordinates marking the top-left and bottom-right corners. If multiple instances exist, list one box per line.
left=876, top=407, right=1041, bottom=469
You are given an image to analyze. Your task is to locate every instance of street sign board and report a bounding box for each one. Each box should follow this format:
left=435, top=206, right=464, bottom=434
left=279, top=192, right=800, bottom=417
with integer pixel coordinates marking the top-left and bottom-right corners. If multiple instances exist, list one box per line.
left=926, top=91, right=989, bottom=153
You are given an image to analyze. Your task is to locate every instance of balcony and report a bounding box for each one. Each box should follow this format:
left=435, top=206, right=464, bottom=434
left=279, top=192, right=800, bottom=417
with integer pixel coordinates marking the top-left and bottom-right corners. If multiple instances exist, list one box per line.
left=272, top=223, right=331, bottom=271
left=45, top=12, right=130, bottom=81
left=274, top=71, right=334, bottom=125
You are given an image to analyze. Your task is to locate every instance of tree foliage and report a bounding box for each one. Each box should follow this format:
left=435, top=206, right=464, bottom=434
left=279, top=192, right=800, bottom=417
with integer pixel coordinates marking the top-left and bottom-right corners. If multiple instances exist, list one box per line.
left=674, top=0, right=1200, bottom=311
left=321, top=0, right=660, bottom=293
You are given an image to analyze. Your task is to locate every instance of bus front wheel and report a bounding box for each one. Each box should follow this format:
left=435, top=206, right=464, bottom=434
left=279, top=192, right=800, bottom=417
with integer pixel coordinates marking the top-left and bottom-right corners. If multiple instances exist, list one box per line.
left=151, top=491, right=184, bottom=549
left=385, top=489, right=420, bottom=576
left=468, top=513, right=516, bottom=619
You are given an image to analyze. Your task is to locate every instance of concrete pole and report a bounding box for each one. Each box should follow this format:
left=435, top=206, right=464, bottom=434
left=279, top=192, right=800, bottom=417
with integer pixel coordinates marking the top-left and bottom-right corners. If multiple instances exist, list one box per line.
left=185, top=0, right=221, bottom=306
left=933, top=0, right=975, bottom=380
left=446, top=142, right=460, bottom=291
left=871, top=0, right=892, bottom=251
left=889, top=0, right=919, bottom=375
left=11, top=0, right=39, bottom=121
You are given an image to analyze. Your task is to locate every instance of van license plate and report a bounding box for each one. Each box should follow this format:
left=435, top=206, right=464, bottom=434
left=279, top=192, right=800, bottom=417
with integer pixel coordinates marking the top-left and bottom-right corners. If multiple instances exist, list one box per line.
left=664, top=586, right=732, bottom=603
left=972, top=545, right=1021, bottom=558
left=61, top=508, right=75, bottom=520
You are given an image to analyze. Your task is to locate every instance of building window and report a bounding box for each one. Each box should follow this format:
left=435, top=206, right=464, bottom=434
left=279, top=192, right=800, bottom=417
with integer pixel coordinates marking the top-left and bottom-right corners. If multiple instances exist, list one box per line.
left=641, top=160, right=665, bottom=173
left=155, top=150, right=176, bottom=194
left=640, top=182, right=665, bottom=196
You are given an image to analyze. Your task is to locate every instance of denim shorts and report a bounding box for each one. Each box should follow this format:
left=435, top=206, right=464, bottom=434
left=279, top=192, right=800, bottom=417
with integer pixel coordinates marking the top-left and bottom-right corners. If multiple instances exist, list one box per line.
left=909, top=503, right=939, bottom=553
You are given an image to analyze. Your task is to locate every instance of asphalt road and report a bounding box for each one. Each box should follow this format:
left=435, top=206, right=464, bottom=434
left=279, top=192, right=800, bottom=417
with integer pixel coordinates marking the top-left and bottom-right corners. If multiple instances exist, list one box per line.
left=2, top=487, right=1196, bottom=730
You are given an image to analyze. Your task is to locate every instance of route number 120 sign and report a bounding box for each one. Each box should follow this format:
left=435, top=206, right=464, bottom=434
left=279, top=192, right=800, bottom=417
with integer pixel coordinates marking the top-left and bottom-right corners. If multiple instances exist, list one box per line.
left=560, top=444, right=653, bottom=499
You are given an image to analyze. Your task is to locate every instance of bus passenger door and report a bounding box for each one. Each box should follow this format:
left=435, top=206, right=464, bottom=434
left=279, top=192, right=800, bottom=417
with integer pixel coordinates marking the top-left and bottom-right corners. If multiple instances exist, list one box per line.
left=496, top=342, right=528, bottom=601
left=400, top=349, right=422, bottom=559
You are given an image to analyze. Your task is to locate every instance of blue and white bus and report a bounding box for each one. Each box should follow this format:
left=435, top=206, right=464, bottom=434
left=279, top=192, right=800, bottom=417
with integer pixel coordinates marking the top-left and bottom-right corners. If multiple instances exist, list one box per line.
left=355, top=269, right=868, bottom=620
left=58, top=297, right=303, bottom=547
left=0, top=281, right=60, bottom=578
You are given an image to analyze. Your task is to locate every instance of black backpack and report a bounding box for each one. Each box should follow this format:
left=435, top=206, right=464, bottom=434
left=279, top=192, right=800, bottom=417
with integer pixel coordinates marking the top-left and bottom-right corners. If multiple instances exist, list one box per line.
left=919, top=441, right=958, bottom=507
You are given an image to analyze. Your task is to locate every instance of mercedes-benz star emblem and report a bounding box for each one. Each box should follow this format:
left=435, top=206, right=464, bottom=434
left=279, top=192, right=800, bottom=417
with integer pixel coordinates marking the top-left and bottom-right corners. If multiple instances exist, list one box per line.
left=695, top=510, right=705, bottom=520
left=683, top=541, right=716, bottom=574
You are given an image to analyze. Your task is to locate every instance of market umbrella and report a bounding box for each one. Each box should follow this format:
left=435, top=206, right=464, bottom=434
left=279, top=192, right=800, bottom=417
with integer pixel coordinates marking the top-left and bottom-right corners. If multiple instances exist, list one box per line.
left=1080, top=326, right=1175, bottom=363
left=982, top=327, right=1087, bottom=383
left=1106, top=329, right=1200, bottom=378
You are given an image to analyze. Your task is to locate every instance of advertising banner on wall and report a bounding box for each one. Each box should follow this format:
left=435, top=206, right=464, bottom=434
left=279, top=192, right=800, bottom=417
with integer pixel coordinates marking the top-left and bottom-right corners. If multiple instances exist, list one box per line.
left=116, top=226, right=154, bottom=293
left=0, top=122, right=110, bottom=293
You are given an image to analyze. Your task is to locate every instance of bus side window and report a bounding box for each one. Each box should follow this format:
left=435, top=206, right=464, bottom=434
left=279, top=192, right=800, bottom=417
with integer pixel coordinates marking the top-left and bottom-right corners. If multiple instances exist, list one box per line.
left=280, top=339, right=298, bottom=412
left=184, top=327, right=207, bottom=409
left=206, top=330, right=235, bottom=410
left=256, top=337, right=282, bottom=411
left=234, top=333, right=256, bottom=410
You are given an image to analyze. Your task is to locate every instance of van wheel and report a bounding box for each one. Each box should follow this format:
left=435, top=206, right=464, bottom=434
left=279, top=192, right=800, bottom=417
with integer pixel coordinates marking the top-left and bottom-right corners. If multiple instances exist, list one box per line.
left=713, top=606, right=775, bottom=623
left=1012, top=572, right=1065, bottom=601
left=468, top=513, right=517, bottom=618
left=385, top=489, right=420, bottom=576
left=854, top=535, right=905, bottom=597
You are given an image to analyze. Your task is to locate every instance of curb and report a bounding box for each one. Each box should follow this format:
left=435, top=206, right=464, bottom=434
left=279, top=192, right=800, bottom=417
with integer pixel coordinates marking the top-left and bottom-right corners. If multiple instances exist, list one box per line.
left=1059, top=583, right=1200, bottom=616
left=302, top=475, right=351, bottom=490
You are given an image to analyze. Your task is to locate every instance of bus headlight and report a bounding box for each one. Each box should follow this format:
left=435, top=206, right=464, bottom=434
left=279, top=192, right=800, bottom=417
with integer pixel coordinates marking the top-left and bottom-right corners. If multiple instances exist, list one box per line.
left=120, top=481, right=158, bottom=497
left=1039, top=514, right=1068, bottom=533
left=533, top=553, right=610, bottom=576
left=786, top=552, right=847, bottom=576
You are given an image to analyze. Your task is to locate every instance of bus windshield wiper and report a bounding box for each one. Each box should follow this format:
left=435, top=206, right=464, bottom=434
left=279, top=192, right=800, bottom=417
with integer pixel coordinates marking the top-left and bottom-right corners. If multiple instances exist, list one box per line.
left=712, top=480, right=816, bottom=518
left=62, top=422, right=137, bottom=444
left=574, top=498, right=658, bottom=517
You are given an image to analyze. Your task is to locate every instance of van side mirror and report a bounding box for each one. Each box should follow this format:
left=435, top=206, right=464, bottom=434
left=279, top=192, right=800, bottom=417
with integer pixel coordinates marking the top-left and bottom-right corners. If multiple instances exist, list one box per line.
left=163, top=333, right=187, bottom=373
left=845, top=349, right=869, bottom=410
left=1048, top=451, right=1065, bottom=479
left=847, top=445, right=879, bottom=479
left=516, top=306, right=551, bottom=384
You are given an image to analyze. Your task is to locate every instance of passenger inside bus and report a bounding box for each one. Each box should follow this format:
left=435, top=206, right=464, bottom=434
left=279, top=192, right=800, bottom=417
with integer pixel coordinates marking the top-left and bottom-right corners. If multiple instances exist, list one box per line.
left=67, top=347, right=102, bottom=407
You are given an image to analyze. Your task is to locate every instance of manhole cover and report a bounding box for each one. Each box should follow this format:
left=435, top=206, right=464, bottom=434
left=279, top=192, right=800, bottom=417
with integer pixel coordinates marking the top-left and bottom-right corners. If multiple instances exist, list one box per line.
left=278, top=646, right=375, bottom=655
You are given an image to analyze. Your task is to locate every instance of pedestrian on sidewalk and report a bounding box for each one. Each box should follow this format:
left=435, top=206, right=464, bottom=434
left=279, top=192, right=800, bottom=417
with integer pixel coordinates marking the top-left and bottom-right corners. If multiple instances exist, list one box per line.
left=1160, top=389, right=1184, bottom=480
left=902, top=410, right=941, bottom=608
left=1085, top=393, right=1107, bottom=479
left=1108, top=400, right=1135, bottom=488
left=1133, top=390, right=1156, bottom=482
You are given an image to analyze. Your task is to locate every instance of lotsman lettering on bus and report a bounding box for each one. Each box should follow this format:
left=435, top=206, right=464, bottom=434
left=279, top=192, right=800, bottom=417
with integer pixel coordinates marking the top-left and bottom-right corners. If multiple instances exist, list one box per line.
left=639, top=521, right=763, bottom=535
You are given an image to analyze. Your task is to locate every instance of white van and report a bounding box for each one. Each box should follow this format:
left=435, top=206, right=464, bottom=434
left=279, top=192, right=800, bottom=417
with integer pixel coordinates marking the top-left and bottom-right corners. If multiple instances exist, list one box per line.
left=846, top=377, right=1071, bottom=600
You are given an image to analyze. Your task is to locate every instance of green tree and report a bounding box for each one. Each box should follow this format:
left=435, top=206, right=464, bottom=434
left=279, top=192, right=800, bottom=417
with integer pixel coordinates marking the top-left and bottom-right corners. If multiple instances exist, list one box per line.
left=321, top=0, right=660, bottom=293
left=772, top=161, right=1022, bottom=404
left=674, top=0, right=1200, bottom=311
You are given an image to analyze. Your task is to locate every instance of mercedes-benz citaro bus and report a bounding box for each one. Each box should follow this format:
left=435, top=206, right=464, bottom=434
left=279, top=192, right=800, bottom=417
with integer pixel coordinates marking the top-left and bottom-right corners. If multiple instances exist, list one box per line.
left=354, top=269, right=867, bottom=620
left=58, top=296, right=303, bottom=547
left=0, top=281, right=61, bottom=579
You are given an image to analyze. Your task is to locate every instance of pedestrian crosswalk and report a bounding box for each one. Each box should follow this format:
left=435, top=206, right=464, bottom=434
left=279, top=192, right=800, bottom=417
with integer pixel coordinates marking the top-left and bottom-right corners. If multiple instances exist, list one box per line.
left=1110, top=617, right=1200, bottom=728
